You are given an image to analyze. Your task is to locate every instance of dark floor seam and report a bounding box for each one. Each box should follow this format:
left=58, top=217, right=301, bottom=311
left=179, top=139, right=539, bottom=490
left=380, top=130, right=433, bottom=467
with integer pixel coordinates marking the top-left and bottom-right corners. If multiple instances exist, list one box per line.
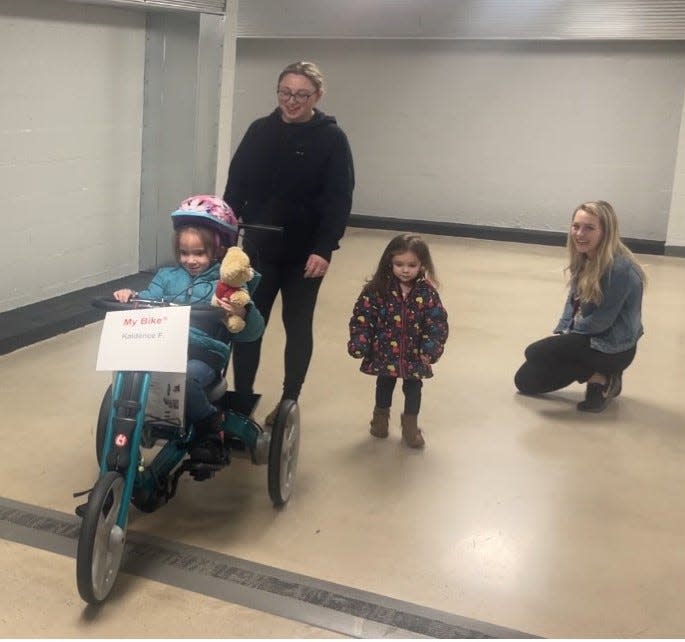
left=0, top=497, right=537, bottom=639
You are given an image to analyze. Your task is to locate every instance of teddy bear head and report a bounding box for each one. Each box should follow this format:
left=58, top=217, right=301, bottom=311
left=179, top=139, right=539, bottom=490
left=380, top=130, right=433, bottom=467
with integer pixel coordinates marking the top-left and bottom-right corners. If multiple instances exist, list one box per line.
left=220, top=246, right=254, bottom=287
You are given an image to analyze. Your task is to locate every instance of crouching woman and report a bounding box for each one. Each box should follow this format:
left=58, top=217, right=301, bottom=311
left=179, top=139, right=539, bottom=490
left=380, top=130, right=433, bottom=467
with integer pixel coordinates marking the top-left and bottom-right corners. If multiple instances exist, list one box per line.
left=514, top=200, right=646, bottom=413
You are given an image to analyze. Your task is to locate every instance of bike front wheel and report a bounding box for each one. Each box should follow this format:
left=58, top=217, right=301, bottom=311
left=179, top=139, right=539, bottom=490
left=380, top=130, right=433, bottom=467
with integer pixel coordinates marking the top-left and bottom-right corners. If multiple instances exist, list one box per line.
left=95, top=384, right=112, bottom=466
left=76, top=471, right=127, bottom=604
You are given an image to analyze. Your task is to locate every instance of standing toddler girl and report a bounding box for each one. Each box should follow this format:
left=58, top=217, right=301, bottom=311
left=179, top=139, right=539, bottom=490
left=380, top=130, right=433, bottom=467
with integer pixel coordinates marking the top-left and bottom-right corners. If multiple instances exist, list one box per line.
left=348, top=233, right=449, bottom=448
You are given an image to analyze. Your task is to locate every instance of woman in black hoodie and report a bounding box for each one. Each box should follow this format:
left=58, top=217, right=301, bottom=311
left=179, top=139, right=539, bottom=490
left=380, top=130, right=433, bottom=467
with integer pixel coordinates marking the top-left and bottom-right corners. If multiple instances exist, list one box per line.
left=224, top=61, right=355, bottom=423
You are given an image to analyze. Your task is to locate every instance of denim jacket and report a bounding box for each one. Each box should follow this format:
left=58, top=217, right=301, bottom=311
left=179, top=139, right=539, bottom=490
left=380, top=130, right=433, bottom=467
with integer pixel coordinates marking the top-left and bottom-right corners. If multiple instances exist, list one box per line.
left=554, top=255, right=644, bottom=354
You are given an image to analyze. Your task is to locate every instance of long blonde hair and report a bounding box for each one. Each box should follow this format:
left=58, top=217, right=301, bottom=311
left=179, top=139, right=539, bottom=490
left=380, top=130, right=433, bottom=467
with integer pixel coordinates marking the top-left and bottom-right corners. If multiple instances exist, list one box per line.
left=566, top=200, right=646, bottom=304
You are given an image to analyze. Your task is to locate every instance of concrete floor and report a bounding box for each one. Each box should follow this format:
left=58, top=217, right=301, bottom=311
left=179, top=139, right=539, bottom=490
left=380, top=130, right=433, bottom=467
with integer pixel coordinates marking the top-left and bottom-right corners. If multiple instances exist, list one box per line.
left=1, top=229, right=684, bottom=638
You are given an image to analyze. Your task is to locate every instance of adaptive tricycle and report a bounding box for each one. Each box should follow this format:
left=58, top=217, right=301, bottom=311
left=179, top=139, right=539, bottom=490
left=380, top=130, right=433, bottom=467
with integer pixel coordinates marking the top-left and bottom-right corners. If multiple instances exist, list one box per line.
left=75, top=297, right=300, bottom=604
left=75, top=195, right=299, bottom=605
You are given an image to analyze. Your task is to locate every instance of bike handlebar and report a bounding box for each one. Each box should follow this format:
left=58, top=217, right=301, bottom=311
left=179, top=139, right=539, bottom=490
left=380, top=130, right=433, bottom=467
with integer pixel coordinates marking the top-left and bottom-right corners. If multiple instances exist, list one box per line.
left=238, top=222, right=282, bottom=233
left=92, top=296, right=225, bottom=322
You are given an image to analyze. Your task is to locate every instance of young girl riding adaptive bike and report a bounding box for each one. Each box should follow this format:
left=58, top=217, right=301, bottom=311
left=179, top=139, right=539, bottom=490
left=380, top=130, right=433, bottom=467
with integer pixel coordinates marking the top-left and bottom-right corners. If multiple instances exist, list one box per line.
left=113, top=195, right=264, bottom=464
left=76, top=196, right=301, bottom=605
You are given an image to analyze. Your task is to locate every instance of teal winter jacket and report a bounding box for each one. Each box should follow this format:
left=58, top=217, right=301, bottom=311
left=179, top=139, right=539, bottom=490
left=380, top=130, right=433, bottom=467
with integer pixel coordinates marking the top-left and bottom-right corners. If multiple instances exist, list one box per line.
left=138, top=262, right=264, bottom=372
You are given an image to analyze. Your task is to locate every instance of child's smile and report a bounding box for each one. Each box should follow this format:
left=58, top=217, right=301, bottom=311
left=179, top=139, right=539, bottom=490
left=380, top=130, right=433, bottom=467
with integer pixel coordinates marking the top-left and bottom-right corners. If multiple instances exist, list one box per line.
left=178, top=230, right=211, bottom=276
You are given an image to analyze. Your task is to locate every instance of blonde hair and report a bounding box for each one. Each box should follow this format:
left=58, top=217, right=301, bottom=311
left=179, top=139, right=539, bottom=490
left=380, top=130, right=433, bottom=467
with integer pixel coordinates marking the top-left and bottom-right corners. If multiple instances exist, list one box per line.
left=277, top=61, right=325, bottom=93
left=566, top=200, right=646, bottom=304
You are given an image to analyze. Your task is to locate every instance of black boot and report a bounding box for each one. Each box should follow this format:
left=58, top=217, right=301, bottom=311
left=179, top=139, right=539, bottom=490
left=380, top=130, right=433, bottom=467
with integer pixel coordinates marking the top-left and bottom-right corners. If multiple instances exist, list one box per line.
left=606, top=371, right=623, bottom=398
left=190, top=413, right=226, bottom=465
left=577, top=382, right=611, bottom=413
left=189, top=434, right=226, bottom=465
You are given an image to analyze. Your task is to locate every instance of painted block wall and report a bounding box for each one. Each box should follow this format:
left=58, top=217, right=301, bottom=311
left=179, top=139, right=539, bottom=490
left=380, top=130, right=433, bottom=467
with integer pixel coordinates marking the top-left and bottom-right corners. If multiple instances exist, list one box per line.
left=2, top=3, right=684, bottom=315
left=0, top=0, right=145, bottom=313
left=667, top=86, right=685, bottom=252
left=232, top=39, right=685, bottom=242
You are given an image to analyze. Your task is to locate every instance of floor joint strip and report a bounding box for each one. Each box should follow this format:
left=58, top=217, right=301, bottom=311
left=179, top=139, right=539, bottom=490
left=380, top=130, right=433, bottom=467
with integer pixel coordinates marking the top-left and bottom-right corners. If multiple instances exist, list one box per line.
left=0, top=496, right=536, bottom=639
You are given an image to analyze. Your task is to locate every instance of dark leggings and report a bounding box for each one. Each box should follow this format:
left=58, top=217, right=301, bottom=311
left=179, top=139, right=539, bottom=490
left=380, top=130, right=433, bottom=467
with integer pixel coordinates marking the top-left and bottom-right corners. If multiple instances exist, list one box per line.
left=514, top=332, right=636, bottom=394
left=376, top=376, right=423, bottom=415
left=232, top=258, right=322, bottom=401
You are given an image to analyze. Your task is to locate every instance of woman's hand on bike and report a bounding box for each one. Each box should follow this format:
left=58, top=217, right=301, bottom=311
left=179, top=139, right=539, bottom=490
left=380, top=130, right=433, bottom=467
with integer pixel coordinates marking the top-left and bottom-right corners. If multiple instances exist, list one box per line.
left=113, top=288, right=136, bottom=303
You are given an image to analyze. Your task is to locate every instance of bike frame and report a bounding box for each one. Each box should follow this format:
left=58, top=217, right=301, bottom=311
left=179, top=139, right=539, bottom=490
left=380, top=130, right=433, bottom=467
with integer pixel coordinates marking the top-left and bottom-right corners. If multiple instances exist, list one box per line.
left=99, top=371, right=153, bottom=527
left=98, top=370, right=265, bottom=527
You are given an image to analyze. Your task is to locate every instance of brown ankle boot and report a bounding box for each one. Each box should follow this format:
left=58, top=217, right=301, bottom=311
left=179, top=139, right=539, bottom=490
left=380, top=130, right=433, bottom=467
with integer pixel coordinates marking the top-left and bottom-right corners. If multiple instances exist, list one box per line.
left=401, top=413, right=425, bottom=448
left=369, top=407, right=390, bottom=438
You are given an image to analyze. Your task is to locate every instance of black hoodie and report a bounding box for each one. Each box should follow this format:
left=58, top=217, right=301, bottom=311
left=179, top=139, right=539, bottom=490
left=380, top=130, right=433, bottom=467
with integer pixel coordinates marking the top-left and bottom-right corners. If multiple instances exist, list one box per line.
left=223, top=108, right=354, bottom=264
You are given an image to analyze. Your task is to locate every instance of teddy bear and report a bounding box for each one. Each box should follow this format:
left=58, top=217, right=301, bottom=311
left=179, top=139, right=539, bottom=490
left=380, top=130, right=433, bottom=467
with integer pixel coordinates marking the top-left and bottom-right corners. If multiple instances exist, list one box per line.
left=212, top=246, right=254, bottom=333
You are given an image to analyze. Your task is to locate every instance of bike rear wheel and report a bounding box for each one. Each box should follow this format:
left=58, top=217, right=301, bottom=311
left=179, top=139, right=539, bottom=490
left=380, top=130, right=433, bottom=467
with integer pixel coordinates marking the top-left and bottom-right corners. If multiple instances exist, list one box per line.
left=76, top=471, right=127, bottom=604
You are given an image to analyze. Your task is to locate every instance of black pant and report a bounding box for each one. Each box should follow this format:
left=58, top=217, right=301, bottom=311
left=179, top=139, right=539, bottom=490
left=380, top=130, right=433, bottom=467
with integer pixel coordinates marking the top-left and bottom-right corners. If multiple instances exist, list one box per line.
left=514, top=333, right=636, bottom=394
left=232, top=258, right=322, bottom=401
left=376, top=376, right=423, bottom=415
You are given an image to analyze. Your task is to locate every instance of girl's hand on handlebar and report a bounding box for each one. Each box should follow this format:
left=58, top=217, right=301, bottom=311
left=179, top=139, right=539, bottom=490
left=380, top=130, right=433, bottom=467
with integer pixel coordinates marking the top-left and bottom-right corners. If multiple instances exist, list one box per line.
left=215, top=297, right=248, bottom=320
left=113, top=288, right=136, bottom=302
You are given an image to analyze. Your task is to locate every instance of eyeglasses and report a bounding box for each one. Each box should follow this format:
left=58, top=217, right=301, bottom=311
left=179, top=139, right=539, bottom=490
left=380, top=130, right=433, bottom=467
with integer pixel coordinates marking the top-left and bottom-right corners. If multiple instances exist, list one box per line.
left=277, top=89, right=314, bottom=104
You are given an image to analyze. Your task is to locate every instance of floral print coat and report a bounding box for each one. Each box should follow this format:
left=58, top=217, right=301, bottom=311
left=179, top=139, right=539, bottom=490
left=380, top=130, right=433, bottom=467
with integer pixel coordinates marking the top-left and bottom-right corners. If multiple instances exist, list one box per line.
left=347, top=277, right=449, bottom=379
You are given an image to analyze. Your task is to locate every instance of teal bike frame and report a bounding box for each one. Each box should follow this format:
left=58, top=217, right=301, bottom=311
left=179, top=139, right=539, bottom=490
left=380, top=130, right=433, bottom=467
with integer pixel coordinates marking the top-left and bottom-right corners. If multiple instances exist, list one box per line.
left=97, top=370, right=264, bottom=525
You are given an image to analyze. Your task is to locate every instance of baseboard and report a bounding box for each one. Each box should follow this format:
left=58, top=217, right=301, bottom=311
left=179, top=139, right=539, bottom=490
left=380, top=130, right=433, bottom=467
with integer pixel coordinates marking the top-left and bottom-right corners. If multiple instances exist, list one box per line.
left=0, top=272, right=153, bottom=356
left=665, top=245, right=685, bottom=258
left=0, top=224, right=677, bottom=356
left=348, top=214, right=666, bottom=256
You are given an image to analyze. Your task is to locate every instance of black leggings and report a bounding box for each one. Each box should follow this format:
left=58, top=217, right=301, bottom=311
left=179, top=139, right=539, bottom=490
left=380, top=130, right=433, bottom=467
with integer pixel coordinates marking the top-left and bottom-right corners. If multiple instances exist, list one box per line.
left=232, top=258, right=322, bottom=401
left=514, top=333, right=636, bottom=395
left=376, top=376, right=423, bottom=415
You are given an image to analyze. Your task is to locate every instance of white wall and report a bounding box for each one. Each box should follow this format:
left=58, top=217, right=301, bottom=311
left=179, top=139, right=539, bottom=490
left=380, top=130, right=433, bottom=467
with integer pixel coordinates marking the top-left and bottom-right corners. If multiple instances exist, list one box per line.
left=231, top=39, right=685, bottom=242
left=0, top=0, right=145, bottom=313
left=214, top=7, right=238, bottom=196
left=2, top=2, right=684, bottom=315
left=667, top=85, right=685, bottom=253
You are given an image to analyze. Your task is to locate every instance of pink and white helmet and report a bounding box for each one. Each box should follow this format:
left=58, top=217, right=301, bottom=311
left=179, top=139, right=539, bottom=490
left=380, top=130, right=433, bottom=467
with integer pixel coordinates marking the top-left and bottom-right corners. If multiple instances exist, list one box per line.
left=171, top=195, right=239, bottom=247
